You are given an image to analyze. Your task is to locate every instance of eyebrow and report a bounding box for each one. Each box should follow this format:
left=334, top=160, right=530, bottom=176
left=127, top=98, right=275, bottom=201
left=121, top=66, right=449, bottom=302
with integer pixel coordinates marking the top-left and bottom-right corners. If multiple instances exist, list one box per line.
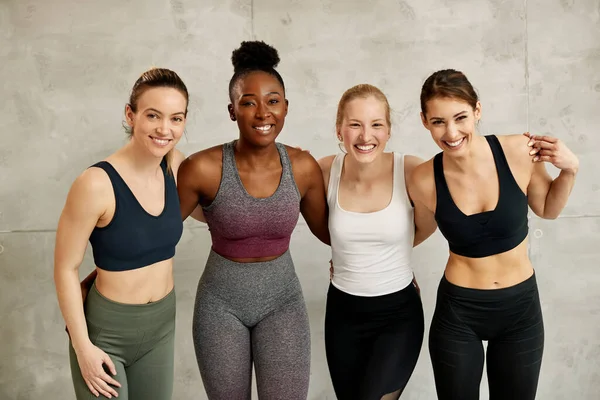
left=348, top=118, right=385, bottom=123
left=430, top=111, right=467, bottom=120
left=146, top=108, right=185, bottom=116
left=241, top=91, right=281, bottom=98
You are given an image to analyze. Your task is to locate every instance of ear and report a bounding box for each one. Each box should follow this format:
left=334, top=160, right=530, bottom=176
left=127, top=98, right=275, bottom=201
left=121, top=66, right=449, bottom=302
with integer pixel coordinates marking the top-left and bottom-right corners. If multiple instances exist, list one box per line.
left=420, top=111, right=429, bottom=130
left=125, top=104, right=135, bottom=127
left=284, top=99, right=289, bottom=116
left=474, top=101, right=482, bottom=122
left=228, top=104, right=236, bottom=121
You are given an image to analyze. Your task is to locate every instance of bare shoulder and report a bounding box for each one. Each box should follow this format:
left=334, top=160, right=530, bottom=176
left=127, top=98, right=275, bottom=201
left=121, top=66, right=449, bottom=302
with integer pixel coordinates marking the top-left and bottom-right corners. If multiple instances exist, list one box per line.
left=284, top=145, right=320, bottom=175
left=403, top=154, right=425, bottom=176
left=317, top=154, right=336, bottom=173
left=66, top=166, right=113, bottom=214
left=171, top=149, right=186, bottom=178
left=496, top=133, right=534, bottom=175
left=408, top=157, right=435, bottom=201
left=179, top=144, right=224, bottom=177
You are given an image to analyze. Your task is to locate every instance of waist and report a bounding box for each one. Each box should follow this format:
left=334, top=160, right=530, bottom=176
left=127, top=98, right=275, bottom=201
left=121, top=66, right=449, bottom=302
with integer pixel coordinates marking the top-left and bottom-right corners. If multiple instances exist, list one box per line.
left=85, top=282, right=176, bottom=331
left=210, top=236, right=293, bottom=259
left=444, top=238, right=534, bottom=289
left=95, top=259, right=174, bottom=304
left=331, top=263, right=414, bottom=297
left=200, top=249, right=299, bottom=301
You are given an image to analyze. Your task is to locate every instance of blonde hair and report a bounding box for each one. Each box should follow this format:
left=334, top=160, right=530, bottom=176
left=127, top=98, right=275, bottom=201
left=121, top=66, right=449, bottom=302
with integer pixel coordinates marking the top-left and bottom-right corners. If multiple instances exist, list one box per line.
left=335, top=84, right=391, bottom=134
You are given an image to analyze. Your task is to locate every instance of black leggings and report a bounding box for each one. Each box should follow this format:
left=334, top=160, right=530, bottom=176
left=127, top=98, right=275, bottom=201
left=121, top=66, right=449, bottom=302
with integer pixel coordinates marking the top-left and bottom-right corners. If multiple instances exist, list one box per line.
left=325, top=283, right=424, bottom=400
left=429, top=272, right=544, bottom=400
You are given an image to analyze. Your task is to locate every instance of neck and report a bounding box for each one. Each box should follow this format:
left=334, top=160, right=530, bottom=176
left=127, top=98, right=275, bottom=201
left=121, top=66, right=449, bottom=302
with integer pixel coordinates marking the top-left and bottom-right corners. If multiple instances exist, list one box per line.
left=120, top=140, right=164, bottom=177
left=443, top=135, right=485, bottom=172
left=234, top=138, right=280, bottom=168
left=343, top=152, right=388, bottom=183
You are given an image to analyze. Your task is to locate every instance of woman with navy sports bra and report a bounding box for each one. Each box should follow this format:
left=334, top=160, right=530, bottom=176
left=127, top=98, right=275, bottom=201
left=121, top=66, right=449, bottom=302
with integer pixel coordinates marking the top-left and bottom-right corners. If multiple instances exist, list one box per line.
left=177, top=41, right=330, bottom=399
left=318, top=84, right=437, bottom=400
left=409, top=69, right=579, bottom=400
left=54, top=68, right=191, bottom=400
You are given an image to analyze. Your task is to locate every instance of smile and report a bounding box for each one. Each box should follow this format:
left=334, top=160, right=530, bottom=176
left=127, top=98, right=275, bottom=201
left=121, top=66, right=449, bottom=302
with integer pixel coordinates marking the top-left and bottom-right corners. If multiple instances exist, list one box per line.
left=443, top=138, right=464, bottom=148
left=150, top=136, right=172, bottom=146
left=253, top=125, right=274, bottom=135
left=354, top=144, right=376, bottom=153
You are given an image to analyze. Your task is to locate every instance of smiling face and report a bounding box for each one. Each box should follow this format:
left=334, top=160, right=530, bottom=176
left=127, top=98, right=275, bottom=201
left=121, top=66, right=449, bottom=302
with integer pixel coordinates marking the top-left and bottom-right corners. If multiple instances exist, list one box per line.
left=421, top=96, right=481, bottom=155
left=338, top=96, right=390, bottom=164
left=228, top=71, right=288, bottom=147
left=125, top=87, right=187, bottom=159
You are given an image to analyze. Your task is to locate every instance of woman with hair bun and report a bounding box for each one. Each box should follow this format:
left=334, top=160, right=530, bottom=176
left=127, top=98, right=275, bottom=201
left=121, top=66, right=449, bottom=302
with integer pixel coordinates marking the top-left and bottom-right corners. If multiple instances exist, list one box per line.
left=177, top=41, right=330, bottom=399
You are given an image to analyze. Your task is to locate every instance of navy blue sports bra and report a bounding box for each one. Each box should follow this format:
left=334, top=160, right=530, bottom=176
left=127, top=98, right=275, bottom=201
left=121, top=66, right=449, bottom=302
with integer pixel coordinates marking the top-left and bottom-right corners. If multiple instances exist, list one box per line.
left=88, top=159, right=183, bottom=271
left=433, top=135, right=529, bottom=258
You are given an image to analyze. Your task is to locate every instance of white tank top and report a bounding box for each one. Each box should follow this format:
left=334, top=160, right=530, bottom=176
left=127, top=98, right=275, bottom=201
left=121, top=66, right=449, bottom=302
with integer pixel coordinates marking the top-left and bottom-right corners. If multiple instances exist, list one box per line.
left=327, top=152, right=415, bottom=297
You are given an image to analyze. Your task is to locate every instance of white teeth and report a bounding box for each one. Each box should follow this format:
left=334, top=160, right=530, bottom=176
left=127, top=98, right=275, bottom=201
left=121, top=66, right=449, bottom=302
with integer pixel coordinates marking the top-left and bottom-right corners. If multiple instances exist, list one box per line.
left=445, top=138, right=464, bottom=147
left=356, top=144, right=376, bottom=151
left=152, top=137, right=169, bottom=145
left=255, top=125, right=272, bottom=131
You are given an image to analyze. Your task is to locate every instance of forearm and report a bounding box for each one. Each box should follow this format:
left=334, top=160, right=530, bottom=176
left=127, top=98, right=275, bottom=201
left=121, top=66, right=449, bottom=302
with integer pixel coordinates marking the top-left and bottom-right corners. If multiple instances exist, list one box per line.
left=310, top=224, right=331, bottom=246
left=81, top=269, right=97, bottom=287
left=543, top=169, right=577, bottom=219
left=54, top=268, right=91, bottom=351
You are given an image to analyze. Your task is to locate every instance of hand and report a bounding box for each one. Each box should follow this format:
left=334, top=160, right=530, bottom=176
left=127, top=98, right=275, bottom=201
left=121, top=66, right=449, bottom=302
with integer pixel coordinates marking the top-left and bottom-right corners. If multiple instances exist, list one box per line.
left=524, top=132, right=579, bottom=174
left=329, top=259, right=334, bottom=281
left=412, top=276, right=421, bottom=297
left=75, top=342, right=121, bottom=398
left=294, top=146, right=311, bottom=154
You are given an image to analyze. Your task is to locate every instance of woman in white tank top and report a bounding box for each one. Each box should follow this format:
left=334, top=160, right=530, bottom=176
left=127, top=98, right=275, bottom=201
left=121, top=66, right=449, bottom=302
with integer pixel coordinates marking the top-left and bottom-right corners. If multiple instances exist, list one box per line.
left=317, top=84, right=437, bottom=400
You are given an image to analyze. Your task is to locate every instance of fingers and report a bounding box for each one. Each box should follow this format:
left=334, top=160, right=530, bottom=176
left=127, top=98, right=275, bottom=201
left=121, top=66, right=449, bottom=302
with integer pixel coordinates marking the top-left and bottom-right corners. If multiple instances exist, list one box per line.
left=91, top=377, right=119, bottom=398
left=528, top=135, right=558, bottom=146
left=85, top=379, right=100, bottom=397
left=533, top=155, right=552, bottom=162
left=100, top=370, right=121, bottom=389
left=103, top=354, right=117, bottom=376
left=530, top=140, right=556, bottom=150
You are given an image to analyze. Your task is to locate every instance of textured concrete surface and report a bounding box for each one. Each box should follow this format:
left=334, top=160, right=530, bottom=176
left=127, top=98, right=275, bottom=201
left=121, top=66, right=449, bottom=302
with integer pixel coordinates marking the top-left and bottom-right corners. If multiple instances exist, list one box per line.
left=0, top=0, right=598, bottom=399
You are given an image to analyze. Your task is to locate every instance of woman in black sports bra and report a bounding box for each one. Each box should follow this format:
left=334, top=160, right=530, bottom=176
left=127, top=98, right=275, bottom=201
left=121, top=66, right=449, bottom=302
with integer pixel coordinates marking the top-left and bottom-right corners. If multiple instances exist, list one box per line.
left=409, top=69, right=579, bottom=400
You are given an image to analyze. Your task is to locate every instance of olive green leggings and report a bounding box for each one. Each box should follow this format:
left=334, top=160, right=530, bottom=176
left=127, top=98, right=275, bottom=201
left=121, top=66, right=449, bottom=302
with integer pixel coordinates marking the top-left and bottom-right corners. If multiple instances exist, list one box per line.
left=69, top=283, right=176, bottom=400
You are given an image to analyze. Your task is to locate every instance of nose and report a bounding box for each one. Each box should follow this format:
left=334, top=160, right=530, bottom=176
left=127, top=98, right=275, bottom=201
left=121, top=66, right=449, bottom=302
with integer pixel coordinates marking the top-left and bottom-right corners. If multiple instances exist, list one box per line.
left=445, top=121, right=460, bottom=139
left=156, top=119, right=171, bottom=136
left=359, top=127, right=373, bottom=142
left=255, top=102, right=271, bottom=120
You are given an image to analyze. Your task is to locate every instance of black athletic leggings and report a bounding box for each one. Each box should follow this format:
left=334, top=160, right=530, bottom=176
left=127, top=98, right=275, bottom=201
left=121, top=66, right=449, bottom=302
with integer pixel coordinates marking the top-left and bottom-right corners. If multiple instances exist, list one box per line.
left=325, top=282, right=424, bottom=400
left=429, top=272, right=544, bottom=400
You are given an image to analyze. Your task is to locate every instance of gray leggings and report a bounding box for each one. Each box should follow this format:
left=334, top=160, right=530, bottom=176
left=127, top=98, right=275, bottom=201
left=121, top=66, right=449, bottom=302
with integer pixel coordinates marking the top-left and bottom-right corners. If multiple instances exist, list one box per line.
left=69, top=283, right=176, bottom=400
left=193, top=250, right=310, bottom=400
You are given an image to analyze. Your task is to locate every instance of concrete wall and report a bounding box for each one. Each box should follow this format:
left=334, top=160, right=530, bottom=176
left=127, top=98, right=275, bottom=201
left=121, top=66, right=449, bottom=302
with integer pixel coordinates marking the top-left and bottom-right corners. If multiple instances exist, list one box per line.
left=1, top=0, right=598, bottom=398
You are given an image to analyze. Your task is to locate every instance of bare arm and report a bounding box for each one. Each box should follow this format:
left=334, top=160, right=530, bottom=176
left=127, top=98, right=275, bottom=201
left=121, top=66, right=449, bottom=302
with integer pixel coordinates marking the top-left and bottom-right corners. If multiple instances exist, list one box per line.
left=54, top=171, right=106, bottom=351
left=317, top=155, right=336, bottom=196
left=526, top=134, right=579, bottom=219
left=296, top=152, right=330, bottom=245
left=177, top=155, right=206, bottom=221
left=406, top=156, right=437, bottom=247
left=54, top=169, right=120, bottom=396
left=172, top=149, right=206, bottom=223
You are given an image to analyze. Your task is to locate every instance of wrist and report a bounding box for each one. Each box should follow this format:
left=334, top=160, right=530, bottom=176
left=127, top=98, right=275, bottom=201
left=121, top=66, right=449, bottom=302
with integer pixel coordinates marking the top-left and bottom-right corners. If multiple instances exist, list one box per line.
left=71, top=336, right=92, bottom=353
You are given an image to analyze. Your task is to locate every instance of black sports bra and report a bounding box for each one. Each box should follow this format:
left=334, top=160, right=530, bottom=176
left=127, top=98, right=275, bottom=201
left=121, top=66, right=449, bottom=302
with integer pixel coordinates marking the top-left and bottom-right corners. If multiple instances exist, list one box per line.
left=433, top=135, right=529, bottom=258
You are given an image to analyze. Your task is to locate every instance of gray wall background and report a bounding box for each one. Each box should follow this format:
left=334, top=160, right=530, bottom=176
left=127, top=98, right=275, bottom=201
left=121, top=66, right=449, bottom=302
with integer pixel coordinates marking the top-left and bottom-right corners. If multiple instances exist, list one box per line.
left=1, top=0, right=599, bottom=399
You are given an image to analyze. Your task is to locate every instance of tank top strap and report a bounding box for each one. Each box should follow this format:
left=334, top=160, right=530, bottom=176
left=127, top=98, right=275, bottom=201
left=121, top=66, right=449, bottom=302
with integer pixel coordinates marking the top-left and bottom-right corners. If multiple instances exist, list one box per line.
left=275, top=143, right=301, bottom=198
left=485, top=135, right=510, bottom=180
left=326, top=154, right=344, bottom=206
left=433, top=152, right=451, bottom=203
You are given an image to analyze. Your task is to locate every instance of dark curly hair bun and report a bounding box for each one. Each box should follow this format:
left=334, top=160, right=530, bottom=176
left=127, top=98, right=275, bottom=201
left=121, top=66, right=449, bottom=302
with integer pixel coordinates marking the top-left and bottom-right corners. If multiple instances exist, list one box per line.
left=231, top=41, right=280, bottom=73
